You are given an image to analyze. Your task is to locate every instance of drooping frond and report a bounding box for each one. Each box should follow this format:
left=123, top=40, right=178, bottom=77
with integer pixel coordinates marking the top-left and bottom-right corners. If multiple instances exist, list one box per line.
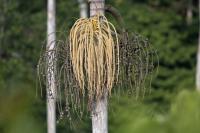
left=69, top=13, right=119, bottom=103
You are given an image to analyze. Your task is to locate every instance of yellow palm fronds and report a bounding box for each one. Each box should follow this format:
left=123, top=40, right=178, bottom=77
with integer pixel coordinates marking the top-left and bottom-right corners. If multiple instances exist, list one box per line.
left=69, top=13, right=119, bottom=102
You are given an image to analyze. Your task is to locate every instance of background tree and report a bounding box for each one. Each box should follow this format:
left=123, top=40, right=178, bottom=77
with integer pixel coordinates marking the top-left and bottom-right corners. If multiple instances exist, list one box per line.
left=89, top=0, right=108, bottom=133
left=78, top=0, right=88, bottom=18
left=196, top=0, right=200, bottom=91
left=46, top=0, right=56, bottom=133
left=187, top=0, right=193, bottom=25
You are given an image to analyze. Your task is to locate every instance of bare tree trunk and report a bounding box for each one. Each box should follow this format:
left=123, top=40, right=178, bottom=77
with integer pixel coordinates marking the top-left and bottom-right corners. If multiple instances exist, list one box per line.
left=90, top=1, right=107, bottom=133
left=78, top=0, right=88, bottom=18
left=186, top=0, right=193, bottom=25
left=90, top=0, right=104, bottom=16
left=92, top=96, right=108, bottom=133
left=197, top=0, right=200, bottom=91
left=47, top=0, right=56, bottom=133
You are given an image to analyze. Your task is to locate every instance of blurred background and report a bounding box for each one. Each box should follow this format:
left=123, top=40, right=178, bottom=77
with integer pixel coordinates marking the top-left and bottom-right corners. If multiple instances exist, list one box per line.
left=0, top=0, right=199, bottom=133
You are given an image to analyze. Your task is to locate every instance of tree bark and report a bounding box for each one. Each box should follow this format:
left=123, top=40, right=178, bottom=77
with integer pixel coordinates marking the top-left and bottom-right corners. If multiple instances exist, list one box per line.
left=92, top=96, right=108, bottom=133
left=90, top=1, right=107, bottom=133
left=47, top=0, right=56, bottom=133
left=197, top=0, right=200, bottom=91
left=78, top=0, right=88, bottom=18
left=90, top=0, right=105, bottom=16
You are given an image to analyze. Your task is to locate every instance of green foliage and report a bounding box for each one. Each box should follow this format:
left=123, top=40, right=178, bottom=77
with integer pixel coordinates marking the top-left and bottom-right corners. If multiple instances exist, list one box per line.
left=169, top=91, right=200, bottom=133
left=110, top=0, right=198, bottom=91
left=109, top=90, right=200, bottom=133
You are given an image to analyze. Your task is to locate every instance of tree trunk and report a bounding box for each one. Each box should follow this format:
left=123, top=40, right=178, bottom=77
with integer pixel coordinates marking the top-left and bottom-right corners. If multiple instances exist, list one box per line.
left=197, top=0, right=200, bottom=91
left=186, top=0, right=193, bottom=25
left=92, top=96, right=108, bottom=133
left=47, top=0, right=56, bottom=133
left=90, top=0, right=105, bottom=16
left=90, top=1, right=107, bottom=133
left=78, top=0, right=88, bottom=18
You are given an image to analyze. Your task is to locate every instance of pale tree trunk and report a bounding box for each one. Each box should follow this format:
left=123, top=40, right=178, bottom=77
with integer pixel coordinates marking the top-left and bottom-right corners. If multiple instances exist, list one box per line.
left=186, top=0, right=193, bottom=25
left=92, top=95, right=108, bottom=133
left=90, top=0, right=105, bottom=16
left=197, top=0, right=200, bottom=91
left=90, top=1, right=107, bottom=133
left=78, top=0, right=88, bottom=18
left=47, top=0, right=56, bottom=133
left=0, top=0, right=6, bottom=46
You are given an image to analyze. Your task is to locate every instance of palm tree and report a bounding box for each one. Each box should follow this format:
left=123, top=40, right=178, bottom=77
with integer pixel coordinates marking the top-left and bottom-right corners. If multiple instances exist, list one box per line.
left=47, top=0, right=56, bottom=133
left=89, top=1, right=108, bottom=133
left=38, top=1, right=155, bottom=133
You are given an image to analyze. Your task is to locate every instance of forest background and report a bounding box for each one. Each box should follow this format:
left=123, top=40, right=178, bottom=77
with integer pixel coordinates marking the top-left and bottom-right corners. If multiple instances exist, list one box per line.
left=0, top=0, right=199, bottom=133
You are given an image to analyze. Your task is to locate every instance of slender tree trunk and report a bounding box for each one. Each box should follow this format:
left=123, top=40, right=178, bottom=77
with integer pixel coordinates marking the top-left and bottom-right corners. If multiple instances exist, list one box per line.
left=78, top=0, right=88, bottom=18
left=90, top=0, right=105, bottom=16
left=92, top=96, right=108, bottom=133
left=197, top=0, right=200, bottom=91
left=90, top=1, right=107, bottom=133
left=186, top=0, right=193, bottom=25
left=47, top=0, right=56, bottom=133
